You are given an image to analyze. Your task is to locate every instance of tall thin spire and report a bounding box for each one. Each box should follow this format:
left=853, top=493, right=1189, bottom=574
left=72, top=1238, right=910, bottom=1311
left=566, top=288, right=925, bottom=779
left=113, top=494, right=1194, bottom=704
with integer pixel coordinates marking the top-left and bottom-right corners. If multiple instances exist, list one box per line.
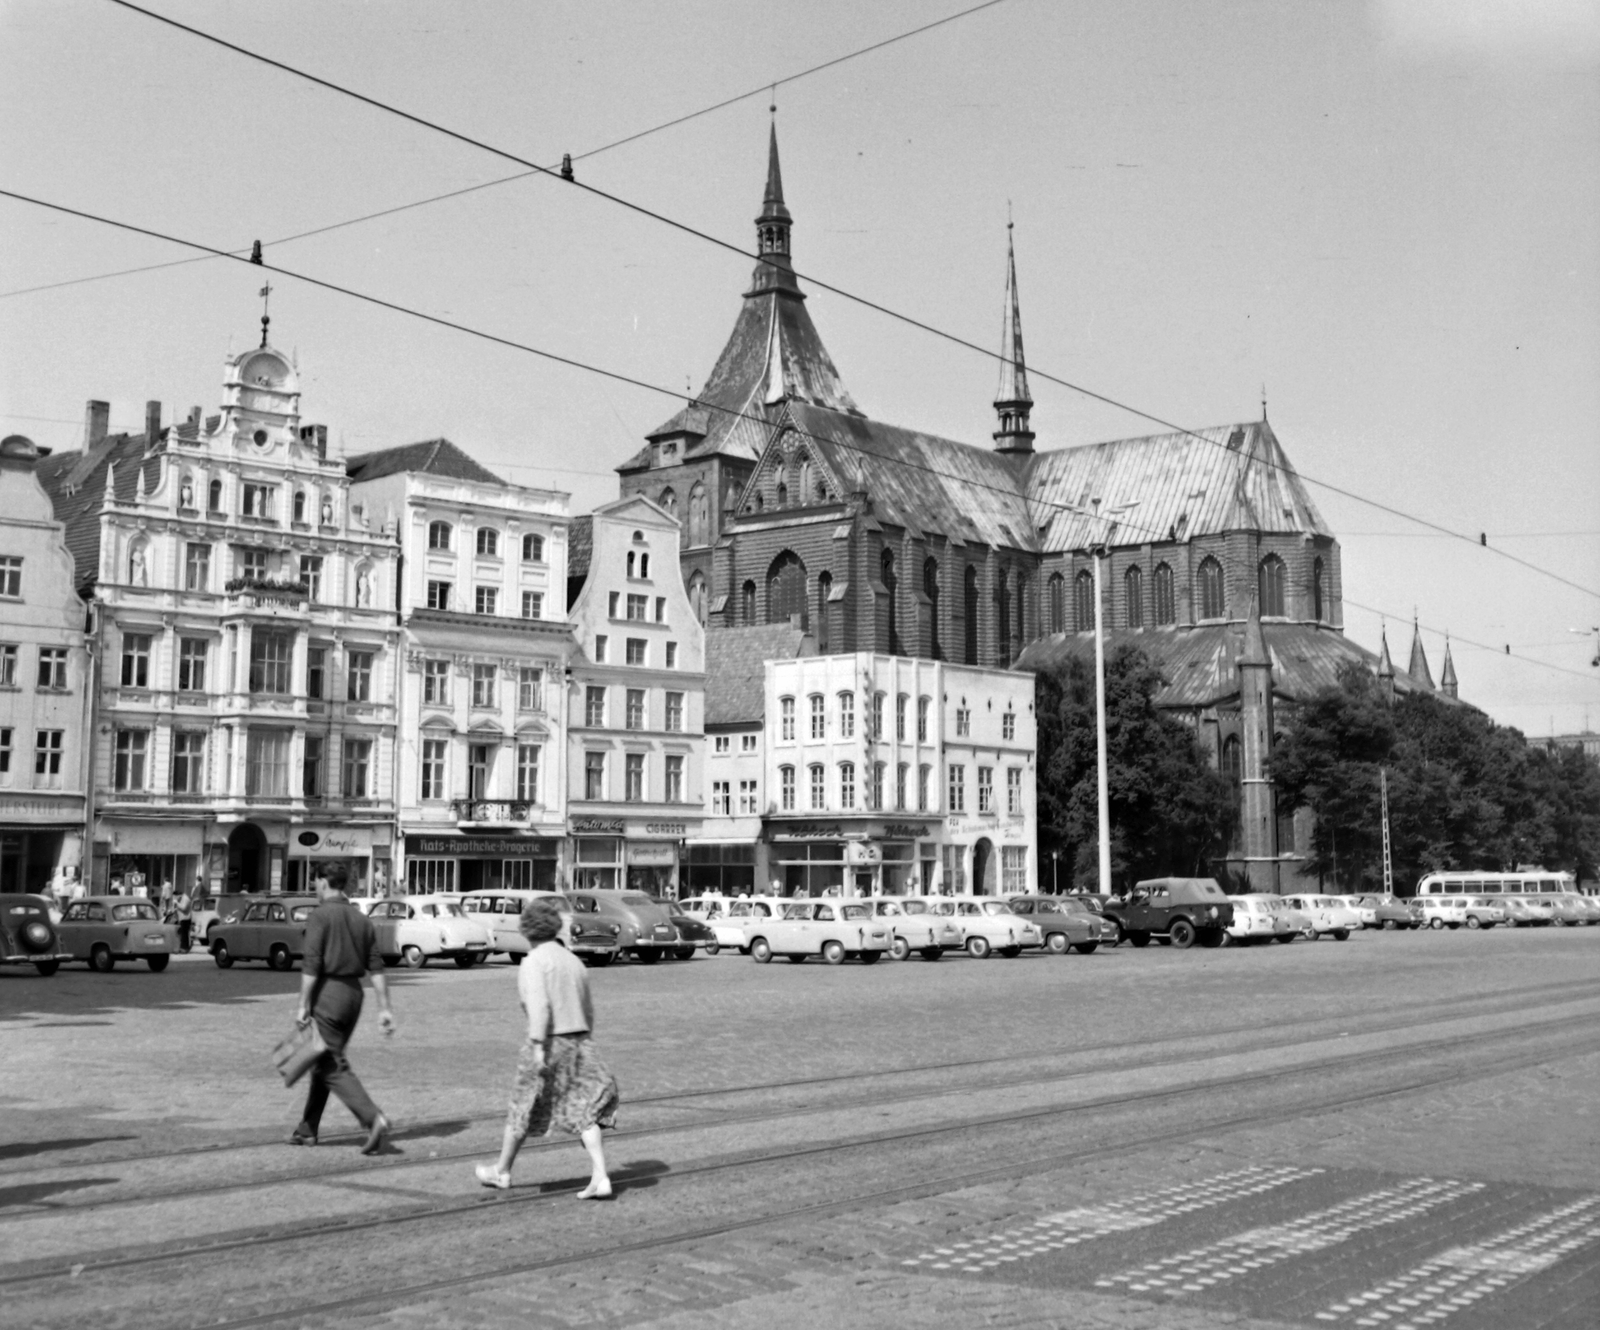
left=1440, top=633, right=1458, bottom=699
left=993, top=222, right=1035, bottom=455
left=749, top=123, right=799, bottom=297
left=1407, top=613, right=1434, bottom=690
left=1376, top=621, right=1395, bottom=705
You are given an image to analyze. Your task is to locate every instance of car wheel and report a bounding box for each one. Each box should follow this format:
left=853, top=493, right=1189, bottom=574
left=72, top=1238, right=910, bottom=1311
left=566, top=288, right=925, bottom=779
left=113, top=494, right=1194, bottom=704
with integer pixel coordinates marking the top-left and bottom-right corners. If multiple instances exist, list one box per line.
left=1382, top=918, right=1397, bottom=930
left=1273, top=932, right=1294, bottom=943
left=633, top=947, right=661, bottom=965
left=1045, top=932, right=1069, bottom=955
left=270, top=944, right=295, bottom=972
left=1466, top=915, right=1481, bottom=929
left=453, top=954, right=478, bottom=969
left=673, top=947, right=695, bottom=961
left=858, top=950, right=882, bottom=966
left=966, top=936, right=991, bottom=959
left=1217, top=931, right=1234, bottom=948
left=1430, top=917, right=1445, bottom=929
left=998, top=945, right=1022, bottom=958
left=822, top=940, right=846, bottom=966
left=1170, top=919, right=1197, bottom=949
left=213, top=941, right=233, bottom=969
left=750, top=937, right=772, bottom=964
left=583, top=950, right=615, bottom=968
left=1200, top=927, right=1224, bottom=948
left=920, top=947, right=943, bottom=961
left=1127, top=931, right=1151, bottom=948
left=33, top=959, right=59, bottom=977
left=704, top=942, right=720, bottom=956
left=1070, top=942, right=1099, bottom=954
left=90, top=944, right=114, bottom=973
left=146, top=954, right=170, bottom=972
left=1302, top=926, right=1319, bottom=941
left=889, top=936, right=911, bottom=961
left=1333, top=928, right=1350, bottom=941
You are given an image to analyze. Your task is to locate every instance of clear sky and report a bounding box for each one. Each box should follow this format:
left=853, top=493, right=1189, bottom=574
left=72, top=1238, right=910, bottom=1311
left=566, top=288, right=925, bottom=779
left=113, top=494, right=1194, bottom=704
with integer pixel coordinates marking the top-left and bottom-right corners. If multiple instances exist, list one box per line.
left=2, top=0, right=1596, bottom=733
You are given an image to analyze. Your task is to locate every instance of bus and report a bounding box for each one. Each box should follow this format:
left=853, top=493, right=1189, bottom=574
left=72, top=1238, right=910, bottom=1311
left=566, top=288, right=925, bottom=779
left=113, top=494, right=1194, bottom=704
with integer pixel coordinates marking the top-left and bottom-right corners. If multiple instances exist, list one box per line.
left=1413, top=870, right=1576, bottom=898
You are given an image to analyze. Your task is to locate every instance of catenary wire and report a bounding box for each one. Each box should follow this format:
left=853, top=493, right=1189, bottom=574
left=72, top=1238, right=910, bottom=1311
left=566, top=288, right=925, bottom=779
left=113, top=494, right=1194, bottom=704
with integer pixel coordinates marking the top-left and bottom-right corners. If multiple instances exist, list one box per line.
left=93, top=0, right=1600, bottom=604
left=1, top=0, right=1012, bottom=303
left=3, top=182, right=1595, bottom=697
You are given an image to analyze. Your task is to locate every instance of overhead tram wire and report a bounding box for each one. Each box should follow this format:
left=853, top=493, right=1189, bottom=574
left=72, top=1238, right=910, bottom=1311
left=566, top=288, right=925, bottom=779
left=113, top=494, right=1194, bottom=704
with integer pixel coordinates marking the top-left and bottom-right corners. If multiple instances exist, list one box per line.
left=5, top=184, right=1591, bottom=700
left=4, top=0, right=1013, bottom=303
left=96, top=1, right=1600, bottom=605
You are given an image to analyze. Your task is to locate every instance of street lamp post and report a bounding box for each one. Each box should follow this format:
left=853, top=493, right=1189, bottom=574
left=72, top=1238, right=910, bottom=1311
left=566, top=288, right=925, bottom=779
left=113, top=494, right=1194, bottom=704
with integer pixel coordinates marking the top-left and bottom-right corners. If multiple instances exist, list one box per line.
left=1087, top=498, right=1137, bottom=899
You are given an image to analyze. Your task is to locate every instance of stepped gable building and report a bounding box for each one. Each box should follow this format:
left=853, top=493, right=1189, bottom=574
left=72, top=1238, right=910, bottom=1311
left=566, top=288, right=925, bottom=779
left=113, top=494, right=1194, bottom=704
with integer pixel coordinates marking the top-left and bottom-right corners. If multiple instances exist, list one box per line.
left=618, top=130, right=1457, bottom=893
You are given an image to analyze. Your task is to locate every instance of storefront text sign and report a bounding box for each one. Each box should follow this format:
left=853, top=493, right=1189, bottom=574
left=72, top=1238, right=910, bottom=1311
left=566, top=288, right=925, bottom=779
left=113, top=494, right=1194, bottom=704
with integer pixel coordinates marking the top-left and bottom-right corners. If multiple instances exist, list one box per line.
left=771, top=821, right=844, bottom=839
left=625, top=843, right=677, bottom=866
left=0, top=796, right=84, bottom=823
left=569, top=818, right=624, bottom=835
left=406, top=835, right=556, bottom=856
left=294, top=828, right=372, bottom=856
left=881, top=823, right=936, bottom=841
left=641, top=822, right=688, bottom=837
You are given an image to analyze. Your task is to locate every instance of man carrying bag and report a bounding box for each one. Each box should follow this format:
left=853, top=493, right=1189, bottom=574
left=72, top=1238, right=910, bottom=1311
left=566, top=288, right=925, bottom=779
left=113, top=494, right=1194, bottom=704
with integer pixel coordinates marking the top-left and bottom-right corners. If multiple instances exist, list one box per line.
left=288, top=862, right=395, bottom=1154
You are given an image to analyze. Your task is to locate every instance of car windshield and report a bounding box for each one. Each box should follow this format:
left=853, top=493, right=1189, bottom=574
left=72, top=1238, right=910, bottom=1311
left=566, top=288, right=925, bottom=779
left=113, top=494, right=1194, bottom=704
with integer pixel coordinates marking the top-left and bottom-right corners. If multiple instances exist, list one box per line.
left=111, top=903, right=159, bottom=922
left=981, top=901, right=1013, bottom=915
left=840, top=905, right=870, bottom=920
left=290, top=905, right=316, bottom=922
left=619, top=893, right=656, bottom=906
left=432, top=902, right=466, bottom=917
left=781, top=905, right=812, bottom=920
left=875, top=901, right=903, bottom=916
left=899, top=901, right=928, bottom=915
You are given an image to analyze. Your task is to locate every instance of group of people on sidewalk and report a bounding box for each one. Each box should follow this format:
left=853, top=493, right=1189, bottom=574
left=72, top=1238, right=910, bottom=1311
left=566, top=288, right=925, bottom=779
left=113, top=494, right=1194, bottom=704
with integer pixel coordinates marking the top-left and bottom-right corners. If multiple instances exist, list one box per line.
left=290, top=863, right=619, bottom=1197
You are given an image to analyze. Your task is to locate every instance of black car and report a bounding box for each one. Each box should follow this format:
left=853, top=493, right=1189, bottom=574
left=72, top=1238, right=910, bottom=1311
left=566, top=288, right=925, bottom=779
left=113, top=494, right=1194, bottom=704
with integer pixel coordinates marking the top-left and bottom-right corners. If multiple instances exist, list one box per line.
left=1101, top=878, right=1234, bottom=949
left=664, top=905, right=716, bottom=960
left=0, top=894, right=73, bottom=976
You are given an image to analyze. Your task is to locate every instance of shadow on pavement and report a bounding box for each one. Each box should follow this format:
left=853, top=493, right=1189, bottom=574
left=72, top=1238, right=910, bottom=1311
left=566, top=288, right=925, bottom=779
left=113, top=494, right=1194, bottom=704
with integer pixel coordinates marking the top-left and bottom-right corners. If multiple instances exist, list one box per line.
left=0, top=1178, right=120, bottom=1207
left=0, top=1135, right=138, bottom=1163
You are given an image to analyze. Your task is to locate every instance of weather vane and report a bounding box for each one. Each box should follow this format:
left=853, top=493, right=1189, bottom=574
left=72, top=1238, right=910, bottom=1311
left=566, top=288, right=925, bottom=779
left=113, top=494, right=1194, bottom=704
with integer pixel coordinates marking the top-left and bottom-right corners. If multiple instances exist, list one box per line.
left=259, top=281, right=273, bottom=348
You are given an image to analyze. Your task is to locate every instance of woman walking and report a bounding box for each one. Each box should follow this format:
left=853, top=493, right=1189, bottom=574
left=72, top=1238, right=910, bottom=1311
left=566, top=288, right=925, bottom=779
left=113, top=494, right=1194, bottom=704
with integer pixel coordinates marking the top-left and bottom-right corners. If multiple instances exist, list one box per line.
left=476, top=898, right=619, bottom=1197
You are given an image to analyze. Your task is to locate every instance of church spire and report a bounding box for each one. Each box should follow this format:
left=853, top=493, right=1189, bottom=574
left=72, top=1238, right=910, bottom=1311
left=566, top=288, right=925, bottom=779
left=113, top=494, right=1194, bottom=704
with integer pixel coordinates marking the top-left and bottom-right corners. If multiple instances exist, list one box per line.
left=1407, top=613, right=1434, bottom=691
left=1376, top=622, right=1396, bottom=704
left=993, top=223, right=1035, bottom=456
left=1440, top=634, right=1458, bottom=699
left=749, top=123, right=800, bottom=297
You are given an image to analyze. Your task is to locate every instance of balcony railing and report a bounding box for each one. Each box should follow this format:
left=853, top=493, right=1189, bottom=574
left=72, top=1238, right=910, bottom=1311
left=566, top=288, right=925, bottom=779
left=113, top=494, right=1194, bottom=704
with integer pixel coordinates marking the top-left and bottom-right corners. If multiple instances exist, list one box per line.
left=452, top=798, right=533, bottom=824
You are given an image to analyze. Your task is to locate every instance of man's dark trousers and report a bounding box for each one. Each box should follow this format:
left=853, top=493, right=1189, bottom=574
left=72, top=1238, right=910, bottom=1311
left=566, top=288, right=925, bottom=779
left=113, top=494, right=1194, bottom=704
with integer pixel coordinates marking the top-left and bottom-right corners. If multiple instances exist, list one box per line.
left=299, top=977, right=380, bottom=1132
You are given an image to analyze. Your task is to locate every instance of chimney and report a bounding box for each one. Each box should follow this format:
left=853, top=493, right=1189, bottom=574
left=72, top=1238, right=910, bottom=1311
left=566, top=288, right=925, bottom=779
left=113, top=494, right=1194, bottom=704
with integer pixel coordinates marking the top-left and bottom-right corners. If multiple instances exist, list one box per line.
left=85, top=400, right=110, bottom=448
left=145, top=400, right=162, bottom=444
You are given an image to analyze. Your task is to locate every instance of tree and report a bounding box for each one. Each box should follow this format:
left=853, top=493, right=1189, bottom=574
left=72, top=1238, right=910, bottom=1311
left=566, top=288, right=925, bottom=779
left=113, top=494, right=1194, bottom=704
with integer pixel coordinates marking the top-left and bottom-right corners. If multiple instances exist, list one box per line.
left=1034, top=647, right=1234, bottom=892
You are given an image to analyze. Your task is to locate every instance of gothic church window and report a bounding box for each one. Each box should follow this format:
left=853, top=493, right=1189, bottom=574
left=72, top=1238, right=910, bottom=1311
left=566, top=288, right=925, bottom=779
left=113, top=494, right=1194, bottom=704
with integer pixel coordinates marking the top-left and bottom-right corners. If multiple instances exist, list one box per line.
left=924, top=558, right=940, bottom=659
left=1153, top=563, right=1175, bottom=625
left=1312, top=557, right=1325, bottom=622
left=882, top=549, right=899, bottom=654
left=1048, top=573, right=1064, bottom=633
left=1125, top=565, right=1143, bottom=628
left=1197, top=557, right=1225, bottom=620
left=816, top=572, right=832, bottom=651
left=1074, top=571, right=1095, bottom=632
left=964, top=566, right=979, bottom=665
left=688, top=482, right=709, bottom=546
left=659, top=487, right=676, bottom=515
left=742, top=580, right=756, bottom=623
left=767, top=551, right=807, bottom=627
left=1258, top=554, right=1286, bottom=617
left=688, top=572, right=706, bottom=625
left=777, top=481, right=788, bottom=508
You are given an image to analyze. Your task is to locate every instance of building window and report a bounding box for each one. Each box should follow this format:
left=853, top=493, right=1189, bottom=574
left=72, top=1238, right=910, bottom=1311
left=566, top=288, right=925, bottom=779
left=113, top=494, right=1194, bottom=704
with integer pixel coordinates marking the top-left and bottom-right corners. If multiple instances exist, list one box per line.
left=428, top=520, right=452, bottom=551
left=872, top=692, right=885, bottom=739
left=0, top=727, right=10, bottom=774
left=585, top=686, right=606, bottom=727
left=467, top=744, right=493, bottom=800
left=687, top=482, right=709, bottom=545
left=689, top=573, right=707, bottom=626
left=625, top=753, right=644, bottom=802
left=584, top=752, right=605, bottom=800
left=172, top=731, right=205, bottom=794
left=341, top=739, right=371, bottom=798
left=306, top=646, right=326, bottom=700
left=245, top=729, right=290, bottom=797
left=427, top=580, right=452, bottom=610
left=1197, top=557, right=1225, bottom=620
left=0, top=645, right=13, bottom=686
left=869, top=762, right=885, bottom=810
left=1258, top=554, right=1286, bottom=617
left=518, top=667, right=542, bottom=711
left=1125, top=565, right=1143, bottom=628
left=300, top=555, right=323, bottom=602
left=626, top=688, right=645, bottom=730
left=1002, top=846, right=1028, bottom=893
left=659, top=487, right=676, bottom=514
left=996, top=569, right=1010, bottom=660
left=207, top=478, right=224, bottom=512
left=924, top=558, right=941, bottom=658
left=509, top=743, right=538, bottom=803
left=895, top=694, right=908, bottom=741
left=766, top=550, right=807, bottom=627
left=816, top=572, right=832, bottom=651
left=738, top=778, right=757, bottom=813
left=1048, top=572, right=1064, bottom=633
left=780, top=765, right=795, bottom=811
left=881, top=548, right=899, bottom=653
left=712, top=780, right=731, bottom=815
left=665, top=691, right=684, bottom=732
left=471, top=663, right=495, bottom=708
left=423, top=659, right=449, bottom=705
left=1006, top=767, right=1024, bottom=815
left=521, top=591, right=543, bottom=620
left=835, top=691, right=854, bottom=738
left=1312, top=556, right=1325, bottom=622
left=948, top=764, right=965, bottom=813
left=33, top=729, right=63, bottom=786
left=1153, top=563, right=1176, bottom=625
left=808, top=763, right=825, bottom=810
left=476, top=528, right=500, bottom=557
left=176, top=638, right=206, bottom=692
left=956, top=707, right=970, bottom=737
left=522, top=533, right=544, bottom=562
left=964, top=565, right=979, bottom=665
left=1074, top=570, right=1095, bottom=631
left=668, top=757, right=686, bottom=803
left=895, top=763, right=908, bottom=810
left=626, top=638, right=646, bottom=666
left=348, top=650, right=374, bottom=702
left=714, top=735, right=730, bottom=754
left=742, top=580, right=756, bottom=623
left=302, top=735, right=325, bottom=798
left=241, top=484, right=273, bottom=519
left=650, top=597, right=663, bottom=623
left=916, top=696, right=930, bottom=743
left=293, top=490, right=307, bottom=524
left=120, top=633, right=151, bottom=688
left=420, top=739, right=447, bottom=800
left=665, top=642, right=678, bottom=668
left=1002, top=710, right=1016, bottom=741
left=780, top=696, right=795, bottom=741
left=918, top=764, right=930, bottom=811
left=626, top=594, right=648, bottom=621
left=475, top=586, right=498, bottom=615
left=594, top=634, right=608, bottom=663
left=185, top=543, right=210, bottom=591
left=839, top=762, right=856, bottom=809
left=241, top=547, right=268, bottom=581
left=978, top=766, right=993, bottom=813
left=943, top=844, right=967, bottom=893
left=37, top=648, right=68, bottom=690
left=741, top=733, right=758, bottom=752
left=114, top=729, right=148, bottom=791
left=809, top=693, right=825, bottom=739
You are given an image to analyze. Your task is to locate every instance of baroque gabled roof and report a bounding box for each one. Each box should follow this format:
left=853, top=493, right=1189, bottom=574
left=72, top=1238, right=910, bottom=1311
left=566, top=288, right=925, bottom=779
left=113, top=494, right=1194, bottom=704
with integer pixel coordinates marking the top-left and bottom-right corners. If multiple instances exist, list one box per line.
left=37, top=430, right=160, bottom=590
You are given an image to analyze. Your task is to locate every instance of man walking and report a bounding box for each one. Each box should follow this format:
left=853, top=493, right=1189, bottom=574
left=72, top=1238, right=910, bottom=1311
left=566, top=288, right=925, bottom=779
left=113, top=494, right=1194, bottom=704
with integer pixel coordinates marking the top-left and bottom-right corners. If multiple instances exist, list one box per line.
left=291, top=861, right=394, bottom=1153
left=172, top=883, right=194, bottom=952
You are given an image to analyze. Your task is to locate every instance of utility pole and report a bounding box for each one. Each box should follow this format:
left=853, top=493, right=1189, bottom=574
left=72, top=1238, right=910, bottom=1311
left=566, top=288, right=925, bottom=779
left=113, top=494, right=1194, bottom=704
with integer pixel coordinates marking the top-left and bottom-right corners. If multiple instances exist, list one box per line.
left=1380, top=767, right=1393, bottom=896
left=1087, top=498, right=1137, bottom=899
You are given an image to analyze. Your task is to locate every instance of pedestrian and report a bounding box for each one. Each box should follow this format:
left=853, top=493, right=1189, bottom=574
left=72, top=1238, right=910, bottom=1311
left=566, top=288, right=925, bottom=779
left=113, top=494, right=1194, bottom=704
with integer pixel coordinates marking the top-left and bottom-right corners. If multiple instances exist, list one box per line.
left=475, top=898, right=618, bottom=1197
left=173, top=883, right=194, bottom=952
left=290, top=861, right=394, bottom=1154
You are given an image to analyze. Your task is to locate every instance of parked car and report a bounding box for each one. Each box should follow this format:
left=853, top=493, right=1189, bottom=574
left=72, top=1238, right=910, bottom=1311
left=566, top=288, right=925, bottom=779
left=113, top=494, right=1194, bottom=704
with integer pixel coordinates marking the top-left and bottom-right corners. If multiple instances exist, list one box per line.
left=901, top=896, right=1041, bottom=958
left=1224, top=895, right=1290, bottom=945
left=1546, top=895, right=1587, bottom=927
left=664, top=905, right=715, bottom=960
left=1102, top=878, right=1234, bottom=949
left=1333, top=895, right=1378, bottom=928
left=0, top=894, right=74, bottom=975
left=1563, top=894, right=1600, bottom=925
left=210, top=896, right=319, bottom=969
left=1005, top=895, right=1112, bottom=953
left=1460, top=898, right=1508, bottom=930
left=565, top=889, right=680, bottom=964
left=362, top=896, right=494, bottom=967
left=746, top=900, right=890, bottom=965
left=1416, top=897, right=1470, bottom=930
left=1496, top=897, right=1538, bottom=927
left=457, top=889, right=622, bottom=965
left=193, top=892, right=263, bottom=945
left=1282, top=895, right=1361, bottom=941
left=868, top=898, right=961, bottom=960
left=679, top=896, right=789, bottom=955
left=1355, top=895, right=1423, bottom=930
left=56, top=896, right=178, bottom=972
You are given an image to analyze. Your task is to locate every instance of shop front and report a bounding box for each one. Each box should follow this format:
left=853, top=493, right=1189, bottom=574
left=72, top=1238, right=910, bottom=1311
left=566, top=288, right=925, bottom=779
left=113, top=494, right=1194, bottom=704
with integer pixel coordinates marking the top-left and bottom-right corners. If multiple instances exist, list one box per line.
left=403, top=831, right=559, bottom=895
left=97, top=817, right=203, bottom=900
left=288, top=825, right=392, bottom=895
left=569, top=817, right=689, bottom=896
left=765, top=819, right=941, bottom=897
left=681, top=842, right=757, bottom=896
left=0, top=793, right=84, bottom=895
left=943, top=814, right=1033, bottom=896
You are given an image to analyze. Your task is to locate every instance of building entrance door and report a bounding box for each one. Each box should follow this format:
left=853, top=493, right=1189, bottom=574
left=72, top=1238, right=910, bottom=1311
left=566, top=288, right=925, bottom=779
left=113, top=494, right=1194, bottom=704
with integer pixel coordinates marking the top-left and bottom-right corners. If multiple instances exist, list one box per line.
left=227, top=824, right=269, bottom=893
left=971, top=837, right=995, bottom=896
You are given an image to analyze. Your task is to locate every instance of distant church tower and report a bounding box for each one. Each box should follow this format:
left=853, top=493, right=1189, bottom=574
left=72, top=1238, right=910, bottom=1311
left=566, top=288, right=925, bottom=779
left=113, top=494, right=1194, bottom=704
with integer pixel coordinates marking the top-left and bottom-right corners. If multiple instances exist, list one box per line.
left=992, top=225, right=1035, bottom=455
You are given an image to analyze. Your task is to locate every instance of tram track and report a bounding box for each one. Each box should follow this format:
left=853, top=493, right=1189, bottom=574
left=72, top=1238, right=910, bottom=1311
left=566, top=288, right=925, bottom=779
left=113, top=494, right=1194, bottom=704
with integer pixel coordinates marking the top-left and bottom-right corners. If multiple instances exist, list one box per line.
left=3, top=1004, right=1593, bottom=1298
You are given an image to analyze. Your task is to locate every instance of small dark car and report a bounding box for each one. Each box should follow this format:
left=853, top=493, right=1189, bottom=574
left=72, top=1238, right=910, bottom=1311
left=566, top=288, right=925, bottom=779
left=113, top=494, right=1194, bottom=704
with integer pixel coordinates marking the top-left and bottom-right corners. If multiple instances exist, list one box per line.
left=664, top=906, right=715, bottom=960
left=566, top=890, right=679, bottom=963
left=1005, top=896, right=1115, bottom=953
left=210, top=896, right=319, bottom=970
left=0, top=894, right=74, bottom=975
left=58, top=896, right=179, bottom=971
left=1102, top=877, right=1234, bottom=949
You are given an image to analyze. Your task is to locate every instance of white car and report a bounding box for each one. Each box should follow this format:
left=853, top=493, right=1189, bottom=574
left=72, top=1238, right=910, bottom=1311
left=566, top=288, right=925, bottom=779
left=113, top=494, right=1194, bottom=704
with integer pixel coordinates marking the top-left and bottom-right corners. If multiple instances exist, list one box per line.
left=901, top=896, right=1042, bottom=958
left=1225, top=895, right=1290, bottom=944
left=1281, top=895, right=1361, bottom=941
left=1333, top=895, right=1378, bottom=928
left=681, top=896, right=789, bottom=954
left=350, top=896, right=493, bottom=968
left=1416, top=896, right=1470, bottom=930
left=868, top=898, right=962, bottom=960
left=746, top=900, right=891, bottom=965
left=456, top=889, right=623, bottom=965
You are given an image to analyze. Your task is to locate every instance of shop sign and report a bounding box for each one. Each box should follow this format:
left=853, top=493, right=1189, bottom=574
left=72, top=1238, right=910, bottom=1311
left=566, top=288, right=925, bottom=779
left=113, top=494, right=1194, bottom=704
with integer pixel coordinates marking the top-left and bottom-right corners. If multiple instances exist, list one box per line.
left=844, top=842, right=883, bottom=866
left=569, top=817, right=624, bottom=835
left=405, top=835, right=557, bottom=857
left=294, top=828, right=372, bottom=857
left=0, top=795, right=84, bottom=823
left=880, top=822, right=935, bottom=841
left=638, top=821, right=688, bottom=838
left=945, top=816, right=998, bottom=836
left=625, top=843, right=677, bottom=866
left=770, top=821, right=844, bottom=839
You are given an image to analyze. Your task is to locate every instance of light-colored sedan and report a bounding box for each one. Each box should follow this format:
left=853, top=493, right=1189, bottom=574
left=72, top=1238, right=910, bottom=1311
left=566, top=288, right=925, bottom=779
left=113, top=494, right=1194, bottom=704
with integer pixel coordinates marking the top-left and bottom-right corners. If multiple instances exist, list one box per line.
left=1563, top=894, right=1600, bottom=925
left=1460, top=898, right=1507, bottom=930
left=746, top=900, right=890, bottom=965
left=869, top=898, right=962, bottom=960
left=1417, top=897, right=1470, bottom=929
left=1514, top=896, right=1558, bottom=926
left=1497, top=897, right=1538, bottom=927
left=407, top=896, right=496, bottom=965
left=1545, top=895, right=1587, bottom=926
left=680, top=896, right=788, bottom=954
left=901, top=897, right=1042, bottom=959
left=1282, top=895, right=1361, bottom=941
left=1333, top=895, right=1378, bottom=928
left=1225, top=895, right=1291, bottom=945
left=352, top=896, right=492, bottom=968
